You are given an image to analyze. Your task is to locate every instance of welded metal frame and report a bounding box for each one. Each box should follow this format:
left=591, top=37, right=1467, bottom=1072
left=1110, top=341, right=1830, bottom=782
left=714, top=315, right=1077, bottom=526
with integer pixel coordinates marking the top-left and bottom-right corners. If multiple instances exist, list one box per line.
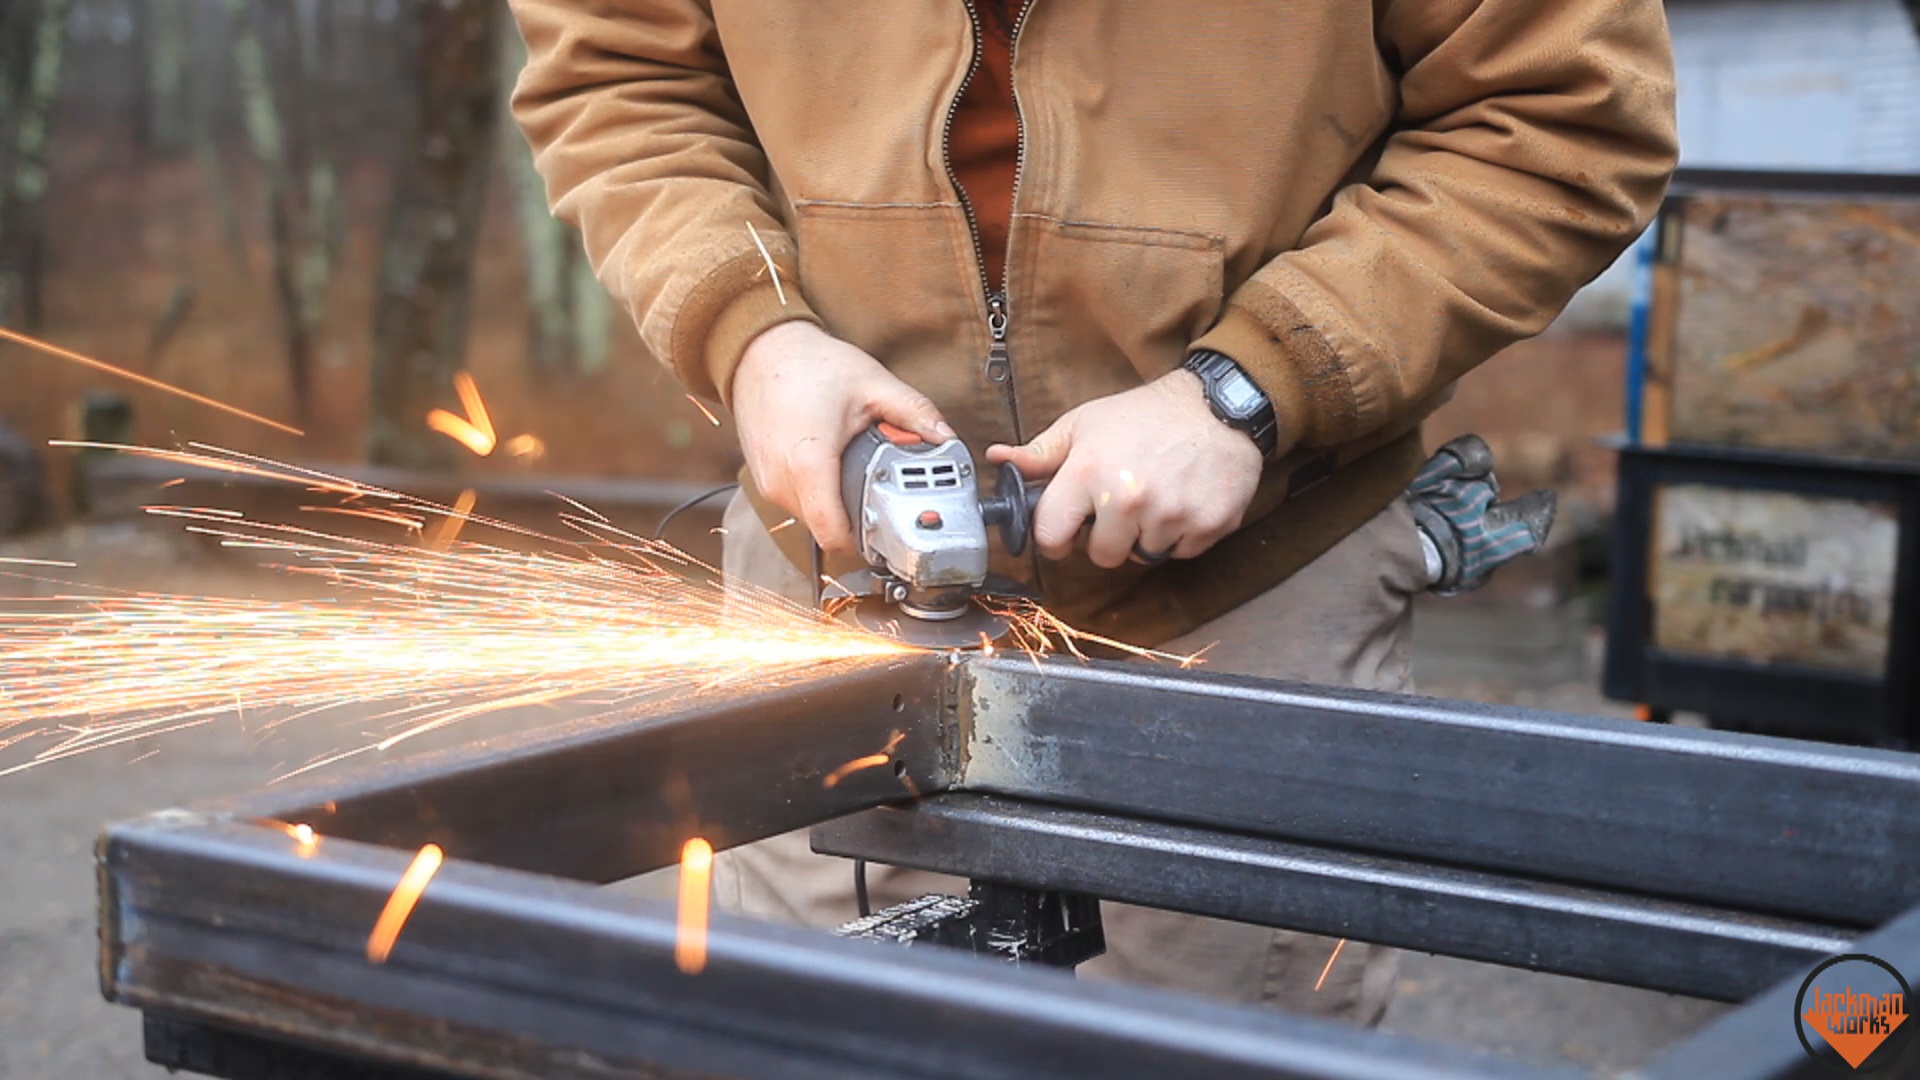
left=99, top=654, right=1920, bottom=1079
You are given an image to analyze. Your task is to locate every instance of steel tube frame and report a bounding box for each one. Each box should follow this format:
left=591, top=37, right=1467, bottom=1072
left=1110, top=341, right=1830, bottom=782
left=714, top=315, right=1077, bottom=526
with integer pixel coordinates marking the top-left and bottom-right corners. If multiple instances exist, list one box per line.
left=954, top=659, right=1920, bottom=926
left=97, top=653, right=1920, bottom=1079
left=811, top=794, right=1850, bottom=1002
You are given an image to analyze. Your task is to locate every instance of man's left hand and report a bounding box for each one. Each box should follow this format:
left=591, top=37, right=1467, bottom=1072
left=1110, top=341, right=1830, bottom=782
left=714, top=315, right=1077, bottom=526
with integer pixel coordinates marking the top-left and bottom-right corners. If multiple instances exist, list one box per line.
left=986, top=370, right=1264, bottom=569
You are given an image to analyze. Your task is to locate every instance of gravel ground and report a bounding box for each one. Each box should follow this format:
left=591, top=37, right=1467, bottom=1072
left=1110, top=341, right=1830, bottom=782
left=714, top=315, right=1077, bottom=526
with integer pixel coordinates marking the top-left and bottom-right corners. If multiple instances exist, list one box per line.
left=0, top=525, right=1729, bottom=1078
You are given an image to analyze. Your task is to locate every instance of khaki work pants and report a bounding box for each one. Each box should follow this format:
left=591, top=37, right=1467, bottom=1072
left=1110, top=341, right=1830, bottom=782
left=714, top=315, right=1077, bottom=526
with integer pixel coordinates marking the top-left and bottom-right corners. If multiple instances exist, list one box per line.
left=714, top=491, right=1431, bottom=1026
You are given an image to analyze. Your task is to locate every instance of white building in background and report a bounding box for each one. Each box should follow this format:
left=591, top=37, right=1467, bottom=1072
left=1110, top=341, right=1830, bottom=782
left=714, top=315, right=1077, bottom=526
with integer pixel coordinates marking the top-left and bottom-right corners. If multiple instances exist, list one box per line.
left=1670, top=0, right=1920, bottom=170
left=1566, top=0, right=1920, bottom=327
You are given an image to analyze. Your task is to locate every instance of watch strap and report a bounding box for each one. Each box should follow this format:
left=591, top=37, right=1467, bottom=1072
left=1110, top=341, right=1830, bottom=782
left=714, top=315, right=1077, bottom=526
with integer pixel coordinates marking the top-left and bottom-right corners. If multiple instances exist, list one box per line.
left=1183, top=349, right=1280, bottom=458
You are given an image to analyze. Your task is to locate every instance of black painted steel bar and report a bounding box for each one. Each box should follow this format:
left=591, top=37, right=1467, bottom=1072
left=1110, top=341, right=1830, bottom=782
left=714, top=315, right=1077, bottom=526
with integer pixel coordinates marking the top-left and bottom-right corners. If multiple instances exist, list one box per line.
left=225, top=656, right=952, bottom=883
left=957, top=658, right=1920, bottom=926
left=99, top=817, right=1560, bottom=1080
left=1635, top=905, right=1920, bottom=1080
left=812, top=794, right=1854, bottom=1002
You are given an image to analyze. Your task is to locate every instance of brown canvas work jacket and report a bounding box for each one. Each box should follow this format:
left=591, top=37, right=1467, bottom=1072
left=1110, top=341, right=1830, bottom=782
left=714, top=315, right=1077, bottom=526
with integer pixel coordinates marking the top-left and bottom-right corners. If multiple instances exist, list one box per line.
left=509, top=1, right=1679, bottom=646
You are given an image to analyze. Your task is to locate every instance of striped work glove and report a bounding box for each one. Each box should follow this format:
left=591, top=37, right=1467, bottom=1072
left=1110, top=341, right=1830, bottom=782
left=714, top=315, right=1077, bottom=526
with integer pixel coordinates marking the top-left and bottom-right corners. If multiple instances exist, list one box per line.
left=1407, top=435, right=1557, bottom=597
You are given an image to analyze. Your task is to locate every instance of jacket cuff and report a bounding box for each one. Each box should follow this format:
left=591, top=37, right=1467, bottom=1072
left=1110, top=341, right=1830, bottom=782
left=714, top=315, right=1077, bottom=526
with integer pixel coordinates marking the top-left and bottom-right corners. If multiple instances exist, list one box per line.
left=704, top=278, right=821, bottom=408
left=669, top=247, right=822, bottom=408
left=1190, top=288, right=1359, bottom=454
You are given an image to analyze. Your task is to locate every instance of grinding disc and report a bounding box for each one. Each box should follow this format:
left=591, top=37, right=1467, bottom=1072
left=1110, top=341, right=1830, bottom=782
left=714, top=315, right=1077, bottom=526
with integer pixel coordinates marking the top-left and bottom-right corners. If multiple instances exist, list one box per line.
left=843, top=595, right=1012, bottom=650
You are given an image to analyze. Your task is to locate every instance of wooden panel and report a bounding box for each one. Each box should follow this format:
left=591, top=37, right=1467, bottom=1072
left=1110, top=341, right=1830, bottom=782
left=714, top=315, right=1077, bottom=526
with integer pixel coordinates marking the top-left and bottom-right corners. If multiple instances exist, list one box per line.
left=1650, top=485, right=1898, bottom=676
left=1668, top=193, right=1920, bottom=460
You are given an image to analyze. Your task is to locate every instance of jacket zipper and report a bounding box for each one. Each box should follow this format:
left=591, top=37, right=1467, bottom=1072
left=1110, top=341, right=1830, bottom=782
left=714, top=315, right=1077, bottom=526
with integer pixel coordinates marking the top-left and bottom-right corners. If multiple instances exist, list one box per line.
left=943, top=1, right=1033, bottom=443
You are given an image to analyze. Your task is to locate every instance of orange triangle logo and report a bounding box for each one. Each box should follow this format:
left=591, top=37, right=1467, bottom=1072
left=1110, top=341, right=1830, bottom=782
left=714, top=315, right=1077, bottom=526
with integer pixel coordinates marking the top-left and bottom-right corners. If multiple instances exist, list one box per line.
left=1804, top=990, right=1908, bottom=1070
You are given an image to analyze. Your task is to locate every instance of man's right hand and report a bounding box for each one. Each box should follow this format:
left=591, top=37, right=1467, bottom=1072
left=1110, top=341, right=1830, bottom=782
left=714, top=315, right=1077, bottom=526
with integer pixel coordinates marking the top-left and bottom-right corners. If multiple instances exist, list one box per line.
left=728, top=321, right=954, bottom=554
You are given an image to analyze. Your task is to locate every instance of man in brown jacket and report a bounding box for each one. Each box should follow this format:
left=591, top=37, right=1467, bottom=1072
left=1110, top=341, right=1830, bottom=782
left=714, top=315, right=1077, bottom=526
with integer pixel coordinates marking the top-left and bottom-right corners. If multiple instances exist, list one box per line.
left=510, top=0, right=1677, bottom=1021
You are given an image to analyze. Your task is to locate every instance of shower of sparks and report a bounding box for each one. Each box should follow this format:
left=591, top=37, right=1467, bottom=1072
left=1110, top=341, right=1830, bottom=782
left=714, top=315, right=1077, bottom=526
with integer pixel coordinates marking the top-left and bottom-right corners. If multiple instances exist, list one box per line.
left=676, top=837, right=714, bottom=975
left=983, top=597, right=1195, bottom=667
left=0, top=326, right=306, bottom=436
left=1314, top=939, right=1349, bottom=993
left=426, top=371, right=499, bottom=456
left=0, top=438, right=1200, bottom=778
left=367, top=843, right=445, bottom=964
left=0, top=444, right=916, bottom=778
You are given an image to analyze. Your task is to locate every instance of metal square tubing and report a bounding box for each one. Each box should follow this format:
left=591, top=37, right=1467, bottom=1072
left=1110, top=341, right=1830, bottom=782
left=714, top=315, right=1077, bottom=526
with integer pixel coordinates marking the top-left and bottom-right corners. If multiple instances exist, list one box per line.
left=812, top=794, right=1853, bottom=1002
left=99, top=816, right=1557, bottom=1080
left=1636, top=905, right=1920, bottom=1079
left=956, top=658, right=1920, bottom=926
left=225, top=656, right=954, bottom=882
left=95, top=653, right=1920, bottom=1078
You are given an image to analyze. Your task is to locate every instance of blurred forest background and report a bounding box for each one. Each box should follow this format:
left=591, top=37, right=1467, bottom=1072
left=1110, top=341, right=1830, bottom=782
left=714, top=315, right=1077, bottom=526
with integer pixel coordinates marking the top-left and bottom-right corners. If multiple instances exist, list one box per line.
left=0, top=0, right=1805, bottom=530
left=0, top=0, right=741, bottom=514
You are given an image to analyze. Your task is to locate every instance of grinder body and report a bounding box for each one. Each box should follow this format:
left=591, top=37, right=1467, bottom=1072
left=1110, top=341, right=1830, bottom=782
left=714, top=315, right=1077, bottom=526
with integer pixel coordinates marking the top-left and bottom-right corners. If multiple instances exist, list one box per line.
left=840, top=425, right=1039, bottom=628
left=840, top=425, right=991, bottom=620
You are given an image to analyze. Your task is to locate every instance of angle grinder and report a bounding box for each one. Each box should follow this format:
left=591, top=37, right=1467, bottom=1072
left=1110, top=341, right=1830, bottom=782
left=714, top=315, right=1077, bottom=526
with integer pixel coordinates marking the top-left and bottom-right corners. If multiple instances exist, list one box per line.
left=835, top=423, right=1041, bottom=648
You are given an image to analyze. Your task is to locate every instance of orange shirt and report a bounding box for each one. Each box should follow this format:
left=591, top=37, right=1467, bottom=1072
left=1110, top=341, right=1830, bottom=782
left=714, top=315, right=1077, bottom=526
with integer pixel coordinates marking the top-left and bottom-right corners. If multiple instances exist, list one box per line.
left=948, top=4, right=1025, bottom=289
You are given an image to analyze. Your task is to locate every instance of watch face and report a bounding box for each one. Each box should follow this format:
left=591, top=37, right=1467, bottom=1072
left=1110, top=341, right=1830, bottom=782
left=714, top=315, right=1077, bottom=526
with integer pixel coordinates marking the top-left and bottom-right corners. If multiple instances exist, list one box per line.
left=1214, top=370, right=1264, bottom=420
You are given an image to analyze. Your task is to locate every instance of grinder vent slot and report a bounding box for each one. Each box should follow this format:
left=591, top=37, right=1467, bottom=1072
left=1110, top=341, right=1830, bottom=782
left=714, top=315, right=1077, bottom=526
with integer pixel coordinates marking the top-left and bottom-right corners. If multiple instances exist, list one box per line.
left=897, top=463, right=962, bottom=491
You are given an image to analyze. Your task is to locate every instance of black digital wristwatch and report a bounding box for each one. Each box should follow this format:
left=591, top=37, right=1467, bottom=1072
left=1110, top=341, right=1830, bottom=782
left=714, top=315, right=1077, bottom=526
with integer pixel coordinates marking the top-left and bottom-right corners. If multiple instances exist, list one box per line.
left=1182, top=349, right=1280, bottom=458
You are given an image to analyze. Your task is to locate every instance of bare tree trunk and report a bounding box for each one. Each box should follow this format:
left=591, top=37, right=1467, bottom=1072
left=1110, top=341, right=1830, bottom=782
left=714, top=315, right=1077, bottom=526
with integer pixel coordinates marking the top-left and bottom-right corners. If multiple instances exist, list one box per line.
left=366, top=0, right=501, bottom=469
left=0, top=8, right=19, bottom=152
left=187, top=0, right=246, bottom=268
left=225, top=0, right=344, bottom=423
left=498, top=13, right=611, bottom=375
left=226, top=0, right=313, bottom=418
left=138, top=0, right=192, bottom=154
left=0, top=0, right=75, bottom=331
left=278, top=2, right=340, bottom=369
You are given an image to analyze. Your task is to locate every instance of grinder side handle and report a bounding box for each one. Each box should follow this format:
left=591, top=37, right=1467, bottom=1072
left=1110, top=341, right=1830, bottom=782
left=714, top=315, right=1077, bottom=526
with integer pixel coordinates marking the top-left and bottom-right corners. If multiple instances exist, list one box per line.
left=980, top=462, right=1043, bottom=558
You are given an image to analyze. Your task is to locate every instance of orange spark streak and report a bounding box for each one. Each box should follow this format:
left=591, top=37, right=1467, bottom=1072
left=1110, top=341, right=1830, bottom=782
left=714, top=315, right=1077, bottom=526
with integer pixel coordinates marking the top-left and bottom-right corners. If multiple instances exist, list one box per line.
left=745, top=222, right=788, bottom=307
left=0, top=557, right=76, bottom=568
left=822, top=730, right=906, bottom=788
left=1314, top=939, right=1349, bottom=993
left=0, top=326, right=304, bottom=436
left=262, top=819, right=321, bottom=858
left=367, top=844, right=444, bottom=964
left=822, top=753, right=890, bottom=788
left=504, top=434, right=546, bottom=462
left=425, top=489, right=478, bottom=551
left=685, top=394, right=723, bottom=428
left=425, top=371, right=498, bottom=456
left=548, top=491, right=607, bottom=524
left=301, top=506, right=426, bottom=532
left=676, top=838, right=714, bottom=975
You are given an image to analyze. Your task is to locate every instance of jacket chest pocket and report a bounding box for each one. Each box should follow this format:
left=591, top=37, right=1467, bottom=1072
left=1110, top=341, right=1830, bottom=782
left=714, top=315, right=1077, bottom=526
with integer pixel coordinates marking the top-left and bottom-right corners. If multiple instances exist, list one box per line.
left=1011, top=216, right=1227, bottom=432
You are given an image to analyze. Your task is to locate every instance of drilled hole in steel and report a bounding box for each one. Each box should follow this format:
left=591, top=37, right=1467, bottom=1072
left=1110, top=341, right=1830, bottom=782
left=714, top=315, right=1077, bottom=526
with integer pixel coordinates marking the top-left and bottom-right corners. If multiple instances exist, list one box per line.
left=893, top=759, right=907, bottom=778
left=892, top=695, right=905, bottom=712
